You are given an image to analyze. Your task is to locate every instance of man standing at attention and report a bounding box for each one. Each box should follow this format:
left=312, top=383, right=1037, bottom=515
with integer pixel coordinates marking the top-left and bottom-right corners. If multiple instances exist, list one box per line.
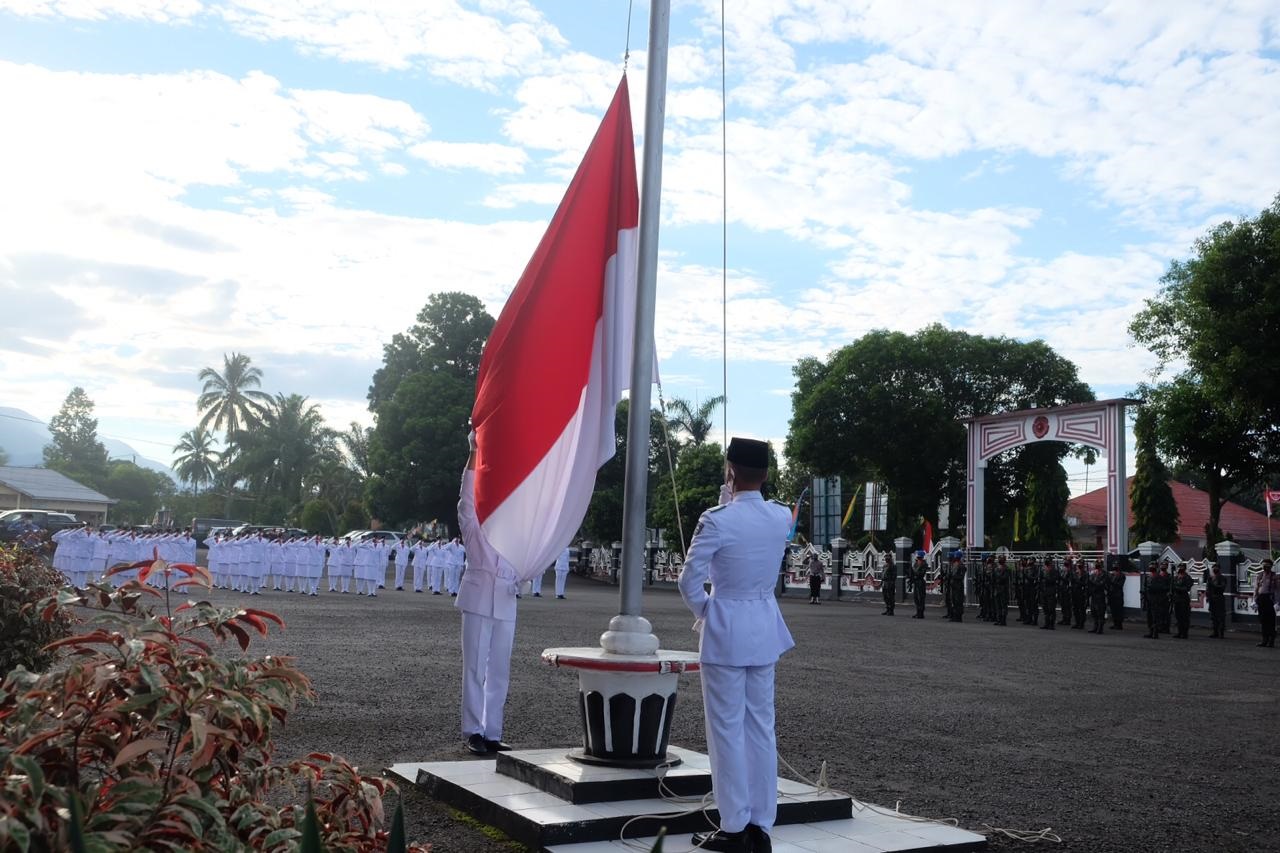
left=679, top=438, right=793, bottom=853
left=457, top=430, right=519, bottom=755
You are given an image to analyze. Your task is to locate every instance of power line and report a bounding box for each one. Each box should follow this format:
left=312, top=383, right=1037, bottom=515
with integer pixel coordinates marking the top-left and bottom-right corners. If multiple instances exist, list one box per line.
left=0, top=410, right=179, bottom=453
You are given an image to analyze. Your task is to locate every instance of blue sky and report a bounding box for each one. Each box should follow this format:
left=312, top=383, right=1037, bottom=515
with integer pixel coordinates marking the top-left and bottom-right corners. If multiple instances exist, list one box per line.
left=1, top=1, right=1277, bottom=496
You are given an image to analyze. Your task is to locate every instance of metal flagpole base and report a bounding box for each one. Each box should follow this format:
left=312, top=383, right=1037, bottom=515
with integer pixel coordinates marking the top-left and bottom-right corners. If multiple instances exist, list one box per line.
left=542, top=646, right=700, bottom=769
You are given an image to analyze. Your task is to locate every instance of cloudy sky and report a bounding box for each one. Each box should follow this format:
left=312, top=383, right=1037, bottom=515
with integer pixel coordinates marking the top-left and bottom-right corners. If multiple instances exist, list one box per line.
left=1, top=1, right=1277, bottom=490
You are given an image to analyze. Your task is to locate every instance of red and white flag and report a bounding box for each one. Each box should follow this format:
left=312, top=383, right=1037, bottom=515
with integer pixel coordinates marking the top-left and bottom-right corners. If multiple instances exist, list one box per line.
left=470, top=75, right=639, bottom=581
left=1266, top=489, right=1280, bottom=517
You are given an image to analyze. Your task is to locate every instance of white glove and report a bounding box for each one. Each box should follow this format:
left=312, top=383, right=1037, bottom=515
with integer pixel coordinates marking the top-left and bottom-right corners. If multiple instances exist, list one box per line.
left=718, top=483, right=733, bottom=506
left=692, top=617, right=705, bottom=633
left=467, top=429, right=477, bottom=451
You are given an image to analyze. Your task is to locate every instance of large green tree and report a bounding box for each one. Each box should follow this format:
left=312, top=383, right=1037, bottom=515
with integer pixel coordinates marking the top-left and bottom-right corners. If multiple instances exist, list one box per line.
left=172, top=426, right=218, bottom=496
left=1023, top=460, right=1070, bottom=549
left=197, top=352, right=271, bottom=439
left=43, top=387, right=110, bottom=489
left=1129, top=408, right=1179, bottom=544
left=786, top=325, right=1093, bottom=543
left=368, top=292, right=494, bottom=411
left=104, top=460, right=174, bottom=524
left=366, top=370, right=474, bottom=529
left=365, top=294, right=495, bottom=529
left=650, top=442, right=725, bottom=551
left=1131, top=194, right=1280, bottom=425
left=579, top=400, right=680, bottom=546
left=1129, top=196, right=1280, bottom=553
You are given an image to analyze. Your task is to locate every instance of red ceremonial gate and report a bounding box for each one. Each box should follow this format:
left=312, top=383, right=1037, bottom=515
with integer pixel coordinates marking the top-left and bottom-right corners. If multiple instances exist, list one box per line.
left=965, top=399, right=1135, bottom=555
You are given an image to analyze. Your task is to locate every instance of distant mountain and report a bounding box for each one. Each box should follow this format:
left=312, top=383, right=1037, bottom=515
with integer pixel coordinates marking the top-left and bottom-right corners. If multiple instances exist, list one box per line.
left=0, top=406, right=176, bottom=481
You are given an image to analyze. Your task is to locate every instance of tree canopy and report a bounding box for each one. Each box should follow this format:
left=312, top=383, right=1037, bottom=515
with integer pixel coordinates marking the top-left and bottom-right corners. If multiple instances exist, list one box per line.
left=364, top=293, right=495, bottom=531
left=1129, top=407, right=1179, bottom=544
left=43, top=387, right=109, bottom=490
left=1129, top=196, right=1280, bottom=553
left=786, top=325, right=1093, bottom=542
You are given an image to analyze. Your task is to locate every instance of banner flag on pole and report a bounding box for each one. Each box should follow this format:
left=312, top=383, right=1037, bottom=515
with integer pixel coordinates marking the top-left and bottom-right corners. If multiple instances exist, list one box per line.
left=470, top=75, right=639, bottom=581
left=788, top=487, right=810, bottom=541
left=922, top=519, right=933, bottom=552
left=1266, top=489, right=1280, bottom=517
left=840, top=484, right=863, bottom=529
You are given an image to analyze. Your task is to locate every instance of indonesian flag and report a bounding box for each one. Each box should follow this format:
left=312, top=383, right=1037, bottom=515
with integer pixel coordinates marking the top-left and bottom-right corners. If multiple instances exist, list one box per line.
left=1266, top=489, right=1280, bottom=517
left=470, top=75, right=639, bottom=581
left=922, top=519, right=934, bottom=552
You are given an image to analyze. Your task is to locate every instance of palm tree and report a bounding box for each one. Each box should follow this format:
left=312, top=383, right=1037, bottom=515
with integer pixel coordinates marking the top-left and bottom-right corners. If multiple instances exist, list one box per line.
left=664, top=395, right=725, bottom=446
left=230, top=393, right=335, bottom=510
left=339, top=421, right=373, bottom=478
left=172, top=427, right=218, bottom=496
left=197, top=353, right=271, bottom=440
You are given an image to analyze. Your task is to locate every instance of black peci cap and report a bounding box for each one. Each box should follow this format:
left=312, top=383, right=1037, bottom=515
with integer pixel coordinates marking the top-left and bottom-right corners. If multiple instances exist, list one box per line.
left=726, top=437, right=769, bottom=469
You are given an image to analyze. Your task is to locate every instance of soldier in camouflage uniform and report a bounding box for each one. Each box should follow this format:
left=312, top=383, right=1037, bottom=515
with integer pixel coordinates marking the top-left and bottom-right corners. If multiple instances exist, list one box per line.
left=1204, top=564, right=1227, bottom=638
left=880, top=552, right=897, bottom=616
left=1071, top=559, right=1089, bottom=629
left=1013, top=557, right=1026, bottom=622
left=1144, top=561, right=1171, bottom=639
left=948, top=552, right=967, bottom=622
left=1087, top=559, right=1108, bottom=633
left=1107, top=559, right=1127, bottom=630
left=976, top=556, right=991, bottom=621
left=1039, top=556, right=1060, bottom=630
left=940, top=555, right=953, bottom=620
left=909, top=551, right=929, bottom=618
left=1022, top=557, right=1041, bottom=625
left=1061, top=557, right=1076, bottom=628
left=991, top=554, right=1010, bottom=626
left=1171, top=563, right=1194, bottom=639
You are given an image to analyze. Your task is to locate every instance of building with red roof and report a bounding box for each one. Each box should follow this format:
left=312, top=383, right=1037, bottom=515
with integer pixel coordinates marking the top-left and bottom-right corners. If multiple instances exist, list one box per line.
left=1066, top=478, right=1274, bottom=556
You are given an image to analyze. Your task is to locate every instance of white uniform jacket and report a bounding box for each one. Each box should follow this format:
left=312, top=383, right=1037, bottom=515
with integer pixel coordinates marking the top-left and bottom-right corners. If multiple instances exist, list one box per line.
left=455, top=469, right=518, bottom=622
left=678, top=490, right=795, bottom=667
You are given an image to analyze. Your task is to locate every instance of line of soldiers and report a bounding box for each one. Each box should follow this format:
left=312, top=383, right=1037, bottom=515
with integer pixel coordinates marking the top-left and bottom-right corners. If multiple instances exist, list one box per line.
left=904, top=552, right=1232, bottom=639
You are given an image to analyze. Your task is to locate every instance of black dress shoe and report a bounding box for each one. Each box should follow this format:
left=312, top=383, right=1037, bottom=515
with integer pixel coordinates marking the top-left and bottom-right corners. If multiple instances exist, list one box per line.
left=484, top=739, right=513, bottom=752
left=747, top=824, right=772, bottom=852
left=465, top=733, right=490, bottom=756
left=690, top=828, right=750, bottom=852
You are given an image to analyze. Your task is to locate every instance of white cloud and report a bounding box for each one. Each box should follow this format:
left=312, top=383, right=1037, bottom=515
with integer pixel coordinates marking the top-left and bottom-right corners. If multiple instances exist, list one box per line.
left=216, top=0, right=566, bottom=84
left=0, top=0, right=201, bottom=22
left=482, top=182, right=567, bottom=209
left=408, top=140, right=528, bottom=175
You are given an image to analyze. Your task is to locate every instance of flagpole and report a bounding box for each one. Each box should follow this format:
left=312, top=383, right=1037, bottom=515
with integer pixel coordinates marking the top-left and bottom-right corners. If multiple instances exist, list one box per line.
left=606, top=0, right=670, bottom=655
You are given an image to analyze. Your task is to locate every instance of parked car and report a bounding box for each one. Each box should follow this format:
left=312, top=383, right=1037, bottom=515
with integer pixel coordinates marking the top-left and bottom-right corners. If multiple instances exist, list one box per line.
left=341, top=529, right=404, bottom=545
left=0, top=510, right=82, bottom=542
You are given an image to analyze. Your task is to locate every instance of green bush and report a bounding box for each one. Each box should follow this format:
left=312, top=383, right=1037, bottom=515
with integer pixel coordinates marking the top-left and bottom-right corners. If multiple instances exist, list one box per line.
left=0, top=545, right=74, bottom=680
left=0, top=559, right=428, bottom=852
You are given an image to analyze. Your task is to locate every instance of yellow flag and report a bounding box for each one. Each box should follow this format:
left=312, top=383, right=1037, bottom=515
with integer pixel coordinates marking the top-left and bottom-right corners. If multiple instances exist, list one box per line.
left=841, top=484, right=864, bottom=529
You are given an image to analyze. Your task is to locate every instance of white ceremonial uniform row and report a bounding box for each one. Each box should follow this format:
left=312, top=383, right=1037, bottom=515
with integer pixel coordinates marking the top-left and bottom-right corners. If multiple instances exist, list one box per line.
left=456, top=469, right=518, bottom=741
left=678, top=489, right=795, bottom=835
left=411, top=541, right=431, bottom=592
left=554, top=546, right=571, bottom=597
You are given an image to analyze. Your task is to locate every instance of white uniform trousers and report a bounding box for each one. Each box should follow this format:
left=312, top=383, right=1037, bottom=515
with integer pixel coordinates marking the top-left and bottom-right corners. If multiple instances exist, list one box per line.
left=529, top=570, right=544, bottom=595
left=412, top=560, right=427, bottom=592
left=555, top=569, right=569, bottom=597
left=700, top=662, right=778, bottom=833
left=460, top=612, right=514, bottom=740
left=429, top=563, right=444, bottom=593
left=446, top=564, right=462, bottom=594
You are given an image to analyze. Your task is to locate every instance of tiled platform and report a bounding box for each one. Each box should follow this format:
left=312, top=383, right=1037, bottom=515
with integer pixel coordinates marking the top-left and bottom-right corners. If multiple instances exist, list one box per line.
left=495, top=746, right=713, bottom=803
left=390, top=746, right=985, bottom=852
left=546, top=809, right=989, bottom=852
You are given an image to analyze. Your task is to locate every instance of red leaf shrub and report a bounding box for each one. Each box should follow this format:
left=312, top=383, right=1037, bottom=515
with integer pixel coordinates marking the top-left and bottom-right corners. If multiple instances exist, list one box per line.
left=0, top=545, right=75, bottom=680
left=0, top=575, right=428, bottom=851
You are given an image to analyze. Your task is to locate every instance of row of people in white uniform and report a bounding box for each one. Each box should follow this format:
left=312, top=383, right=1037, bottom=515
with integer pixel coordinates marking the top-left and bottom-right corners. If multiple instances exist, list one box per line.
left=51, top=527, right=196, bottom=587
left=205, top=534, right=474, bottom=597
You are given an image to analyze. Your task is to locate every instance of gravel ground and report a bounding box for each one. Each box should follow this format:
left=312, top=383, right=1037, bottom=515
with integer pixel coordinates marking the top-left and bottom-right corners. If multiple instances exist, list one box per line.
left=212, top=570, right=1278, bottom=853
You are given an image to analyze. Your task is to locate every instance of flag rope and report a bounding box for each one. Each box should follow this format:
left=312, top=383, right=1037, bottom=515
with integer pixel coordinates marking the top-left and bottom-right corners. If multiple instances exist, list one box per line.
left=720, top=0, right=729, bottom=446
